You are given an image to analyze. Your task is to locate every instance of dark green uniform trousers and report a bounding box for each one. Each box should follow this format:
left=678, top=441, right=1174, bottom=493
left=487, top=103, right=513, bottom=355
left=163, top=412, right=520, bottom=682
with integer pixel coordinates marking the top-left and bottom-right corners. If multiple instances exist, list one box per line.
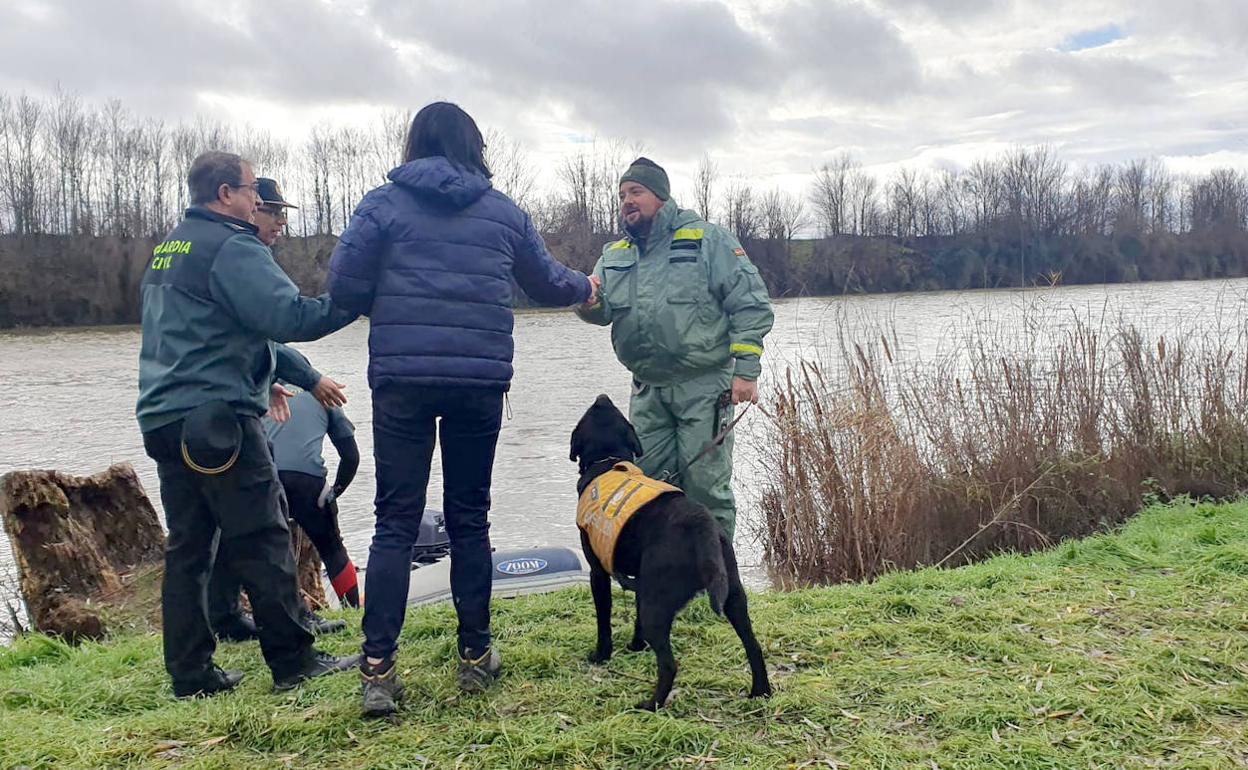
left=630, top=364, right=738, bottom=539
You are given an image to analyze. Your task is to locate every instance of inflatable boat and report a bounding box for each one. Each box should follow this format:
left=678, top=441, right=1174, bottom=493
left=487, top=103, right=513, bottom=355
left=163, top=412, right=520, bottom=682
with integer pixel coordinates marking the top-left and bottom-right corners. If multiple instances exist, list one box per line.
left=323, top=509, right=590, bottom=608
left=406, top=545, right=590, bottom=607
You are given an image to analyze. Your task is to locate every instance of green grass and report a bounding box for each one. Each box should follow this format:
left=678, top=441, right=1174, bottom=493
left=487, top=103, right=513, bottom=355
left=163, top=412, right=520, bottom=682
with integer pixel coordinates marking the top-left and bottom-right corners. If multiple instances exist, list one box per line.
left=4, top=498, right=1248, bottom=768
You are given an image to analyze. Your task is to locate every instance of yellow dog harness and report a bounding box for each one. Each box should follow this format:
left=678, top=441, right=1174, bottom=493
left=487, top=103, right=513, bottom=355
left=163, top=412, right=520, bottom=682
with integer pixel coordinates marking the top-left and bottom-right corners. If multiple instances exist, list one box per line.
left=576, top=462, right=682, bottom=574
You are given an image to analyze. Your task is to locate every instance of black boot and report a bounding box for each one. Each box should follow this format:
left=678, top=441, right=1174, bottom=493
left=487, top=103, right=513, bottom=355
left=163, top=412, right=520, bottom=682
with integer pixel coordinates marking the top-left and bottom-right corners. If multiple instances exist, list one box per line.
left=173, top=665, right=244, bottom=698
left=213, top=613, right=259, bottom=643
left=272, top=650, right=361, bottom=692
left=301, top=607, right=347, bottom=635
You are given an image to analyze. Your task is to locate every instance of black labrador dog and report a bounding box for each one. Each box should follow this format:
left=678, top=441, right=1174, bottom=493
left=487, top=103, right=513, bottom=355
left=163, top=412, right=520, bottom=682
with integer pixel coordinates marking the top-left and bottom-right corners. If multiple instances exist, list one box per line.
left=570, top=394, right=771, bottom=710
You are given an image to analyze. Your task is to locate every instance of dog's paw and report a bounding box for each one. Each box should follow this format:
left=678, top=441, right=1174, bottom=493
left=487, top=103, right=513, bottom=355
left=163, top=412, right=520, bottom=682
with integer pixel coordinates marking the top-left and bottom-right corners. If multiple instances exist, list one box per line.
left=632, top=699, right=659, bottom=712
left=587, top=650, right=612, bottom=665
left=749, top=684, right=773, bottom=699
left=625, top=638, right=648, bottom=653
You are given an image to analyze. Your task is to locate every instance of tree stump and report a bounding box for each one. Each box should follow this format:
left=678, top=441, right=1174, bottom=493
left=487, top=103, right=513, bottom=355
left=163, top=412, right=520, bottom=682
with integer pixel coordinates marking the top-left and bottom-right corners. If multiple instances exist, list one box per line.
left=0, top=464, right=164, bottom=642
left=1, top=464, right=332, bottom=639
left=291, top=525, right=328, bottom=610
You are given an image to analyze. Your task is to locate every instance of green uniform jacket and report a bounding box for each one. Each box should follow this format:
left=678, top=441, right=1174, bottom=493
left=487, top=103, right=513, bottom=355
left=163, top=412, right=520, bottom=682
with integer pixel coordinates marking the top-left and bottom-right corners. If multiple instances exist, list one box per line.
left=577, top=200, right=773, bottom=385
left=273, top=343, right=322, bottom=391
left=136, top=207, right=355, bottom=433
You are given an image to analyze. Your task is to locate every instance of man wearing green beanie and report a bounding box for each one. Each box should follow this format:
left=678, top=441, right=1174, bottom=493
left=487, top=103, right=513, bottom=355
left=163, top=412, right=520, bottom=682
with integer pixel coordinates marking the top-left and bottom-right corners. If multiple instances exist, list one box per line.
left=576, top=157, right=773, bottom=540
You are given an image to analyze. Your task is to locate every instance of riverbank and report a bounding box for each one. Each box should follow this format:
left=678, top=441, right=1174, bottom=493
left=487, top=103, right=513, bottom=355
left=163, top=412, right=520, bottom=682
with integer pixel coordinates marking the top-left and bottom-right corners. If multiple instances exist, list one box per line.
left=3, top=497, right=1247, bottom=768
left=4, top=224, right=1248, bottom=329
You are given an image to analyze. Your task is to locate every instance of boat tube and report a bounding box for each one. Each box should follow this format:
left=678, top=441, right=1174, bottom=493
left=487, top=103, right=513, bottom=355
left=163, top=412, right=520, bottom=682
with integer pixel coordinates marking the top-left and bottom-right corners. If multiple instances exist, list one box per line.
left=320, top=511, right=589, bottom=608
left=405, top=546, right=590, bottom=607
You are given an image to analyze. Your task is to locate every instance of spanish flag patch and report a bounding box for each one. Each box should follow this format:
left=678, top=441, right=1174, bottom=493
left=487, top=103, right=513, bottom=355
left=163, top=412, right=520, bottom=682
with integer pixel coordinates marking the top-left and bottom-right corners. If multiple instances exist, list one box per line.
left=733, top=247, right=747, bottom=258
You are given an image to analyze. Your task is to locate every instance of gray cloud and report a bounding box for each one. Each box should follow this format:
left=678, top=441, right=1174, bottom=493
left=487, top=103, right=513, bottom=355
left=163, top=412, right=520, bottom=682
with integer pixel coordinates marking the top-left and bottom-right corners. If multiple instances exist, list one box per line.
left=872, top=0, right=1011, bottom=22
left=369, top=0, right=773, bottom=149
left=0, top=0, right=408, bottom=112
left=1132, top=0, right=1248, bottom=54
left=1008, top=49, right=1175, bottom=105
left=762, top=0, right=924, bottom=102
left=365, top=0, right=922, bottom=149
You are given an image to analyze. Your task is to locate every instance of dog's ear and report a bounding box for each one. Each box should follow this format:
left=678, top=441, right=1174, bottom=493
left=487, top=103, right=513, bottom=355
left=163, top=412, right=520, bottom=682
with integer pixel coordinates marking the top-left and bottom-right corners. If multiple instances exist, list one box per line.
left=628, top=423, right=644, bottom=459
left=570, top=422, right=584, bottom=464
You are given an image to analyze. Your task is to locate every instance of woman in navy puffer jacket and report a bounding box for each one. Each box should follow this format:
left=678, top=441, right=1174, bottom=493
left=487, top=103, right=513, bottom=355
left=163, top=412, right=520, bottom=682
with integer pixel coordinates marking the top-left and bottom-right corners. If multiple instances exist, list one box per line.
left=328, top=102, right=594, bottom=715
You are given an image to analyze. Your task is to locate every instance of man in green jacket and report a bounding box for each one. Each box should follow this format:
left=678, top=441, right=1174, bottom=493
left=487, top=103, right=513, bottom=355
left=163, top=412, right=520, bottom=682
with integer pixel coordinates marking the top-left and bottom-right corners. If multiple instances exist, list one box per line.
left=136, top=151, right=358, bottom=698
left=205, top=175, right=348, bottom=642
left=576, top=158, right=774, bottom=540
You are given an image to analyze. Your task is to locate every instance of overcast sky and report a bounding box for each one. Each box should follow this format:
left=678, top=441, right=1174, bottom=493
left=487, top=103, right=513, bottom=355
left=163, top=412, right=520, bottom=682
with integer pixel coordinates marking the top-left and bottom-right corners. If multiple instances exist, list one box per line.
left=2, top=0, right=1245, bottom=198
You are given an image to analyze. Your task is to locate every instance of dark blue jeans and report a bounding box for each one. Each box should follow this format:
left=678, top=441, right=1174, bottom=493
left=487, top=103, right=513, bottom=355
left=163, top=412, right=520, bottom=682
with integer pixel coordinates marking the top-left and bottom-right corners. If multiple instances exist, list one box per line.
left=362, top=384, right=504, bottom=660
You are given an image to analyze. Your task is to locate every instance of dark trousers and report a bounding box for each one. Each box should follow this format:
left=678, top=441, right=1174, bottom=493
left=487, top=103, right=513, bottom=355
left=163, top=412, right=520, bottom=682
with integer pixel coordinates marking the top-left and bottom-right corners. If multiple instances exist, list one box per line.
left=282, top=471, right=352, bottom=580
left=362, top=384, right=503, bottom=660
left=143, top=416, right=314, bottom=683
left=207, top=471, right=351, bottom=624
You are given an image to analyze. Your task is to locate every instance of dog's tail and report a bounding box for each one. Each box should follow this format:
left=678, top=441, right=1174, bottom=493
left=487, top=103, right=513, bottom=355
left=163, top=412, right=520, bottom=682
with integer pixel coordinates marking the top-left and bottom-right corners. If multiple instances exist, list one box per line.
left=694, top=522, right=729, bottom=616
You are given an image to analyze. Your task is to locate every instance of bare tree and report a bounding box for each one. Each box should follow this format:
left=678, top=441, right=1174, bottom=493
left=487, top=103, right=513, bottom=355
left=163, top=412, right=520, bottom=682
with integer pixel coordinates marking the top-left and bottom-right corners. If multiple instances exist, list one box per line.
left=329, top=125, right=366, bottom=232
left=999, top=146, right=1069, bottom=285
left=527, top=193, right=566, bottom=235
left=0, top=95, right=11, bottom=234
left=1002, top=145, right=1068, bottom=239
left=722, top=179, right=761, bottom=243
left=555, top=139, right=635, bottom=236
left=372, top=109, right=409, bottom=179
left=693, top=153, right=718, bottom=222
left=936, top=168, right=969, bottom=237
left=485, top=128, right=537, bottom=209
left=1068, top=165, right=1110, bottom=237
left=1108, top=157, right=1176, bottom=237
left=760, top=187, right=806, bottom=246
left=46, top=90, right=92, bottom=234
left=170, top=123, right=200, bottom=216
left=193, top=114, right=232, bottom=155
left=304, top=123, right=335, bottom=235
left=557, top=150, right=592, bottom=234
left=0, top=94, right=46, bottom=235
left=963, top=158, right=1003, bottom=234
left=916, top=172, right=937, bottom=236
left=848, top=169, right=880, bottom=236
left=1147, top=159, right=1174, bottom=235
left=592, top=140, right=636, bottom=235
left=125, top=118, right=150, bottom=237
left=809, top=152, right=855, bottom=236
left=1190, top=168, right=1247, bottom=233
left=140, top=119, right=170, bottom=236
left=1115, top=158, right=1149, bottom=234
left=887, top=167, right=924, bottom=238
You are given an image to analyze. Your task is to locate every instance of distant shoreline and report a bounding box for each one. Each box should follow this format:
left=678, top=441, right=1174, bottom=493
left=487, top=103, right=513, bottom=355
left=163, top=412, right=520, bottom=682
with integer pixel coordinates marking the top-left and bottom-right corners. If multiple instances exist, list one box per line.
left=4, top=274, right=1247, bottom=333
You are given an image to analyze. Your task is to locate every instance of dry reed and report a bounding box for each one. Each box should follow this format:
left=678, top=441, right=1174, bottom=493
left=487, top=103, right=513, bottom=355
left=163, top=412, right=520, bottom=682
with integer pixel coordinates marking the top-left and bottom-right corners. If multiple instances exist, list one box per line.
left=753, top=302, right=1248, bottom=587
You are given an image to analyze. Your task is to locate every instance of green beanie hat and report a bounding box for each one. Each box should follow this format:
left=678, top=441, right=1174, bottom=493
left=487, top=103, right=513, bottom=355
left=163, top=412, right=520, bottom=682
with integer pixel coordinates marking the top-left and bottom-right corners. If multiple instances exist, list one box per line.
left=620, top=157, right=670, bottom=201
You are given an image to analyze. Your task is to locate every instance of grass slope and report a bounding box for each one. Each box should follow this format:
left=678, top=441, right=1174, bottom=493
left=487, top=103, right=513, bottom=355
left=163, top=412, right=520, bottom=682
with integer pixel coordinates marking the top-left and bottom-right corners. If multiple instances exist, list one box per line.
left=3, top=498, right=1248, bottom=769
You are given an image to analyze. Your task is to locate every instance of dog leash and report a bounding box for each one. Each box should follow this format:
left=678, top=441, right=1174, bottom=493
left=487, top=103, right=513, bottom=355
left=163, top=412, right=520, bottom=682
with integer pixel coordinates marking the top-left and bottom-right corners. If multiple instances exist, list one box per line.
left=657, top=402, right=753, bottom=484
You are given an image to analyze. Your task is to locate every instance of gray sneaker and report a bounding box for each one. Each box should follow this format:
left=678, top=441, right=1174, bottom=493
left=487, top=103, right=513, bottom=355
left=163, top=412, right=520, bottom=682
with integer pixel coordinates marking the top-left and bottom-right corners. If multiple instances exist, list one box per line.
left=360, top=657, right=404, bottom=718
left=457, top=647, right=502, bottom=693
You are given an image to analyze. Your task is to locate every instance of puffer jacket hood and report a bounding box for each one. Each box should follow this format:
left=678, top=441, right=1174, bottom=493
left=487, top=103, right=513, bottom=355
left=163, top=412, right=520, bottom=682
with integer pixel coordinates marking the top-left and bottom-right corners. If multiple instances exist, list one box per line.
left=388, top=157, right=491, bottom=210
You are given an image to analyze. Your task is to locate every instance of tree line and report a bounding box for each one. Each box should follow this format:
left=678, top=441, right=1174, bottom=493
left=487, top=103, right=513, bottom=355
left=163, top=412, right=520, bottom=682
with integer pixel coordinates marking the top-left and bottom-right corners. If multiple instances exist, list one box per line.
left=2, top=89, right=1247, bottom=301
